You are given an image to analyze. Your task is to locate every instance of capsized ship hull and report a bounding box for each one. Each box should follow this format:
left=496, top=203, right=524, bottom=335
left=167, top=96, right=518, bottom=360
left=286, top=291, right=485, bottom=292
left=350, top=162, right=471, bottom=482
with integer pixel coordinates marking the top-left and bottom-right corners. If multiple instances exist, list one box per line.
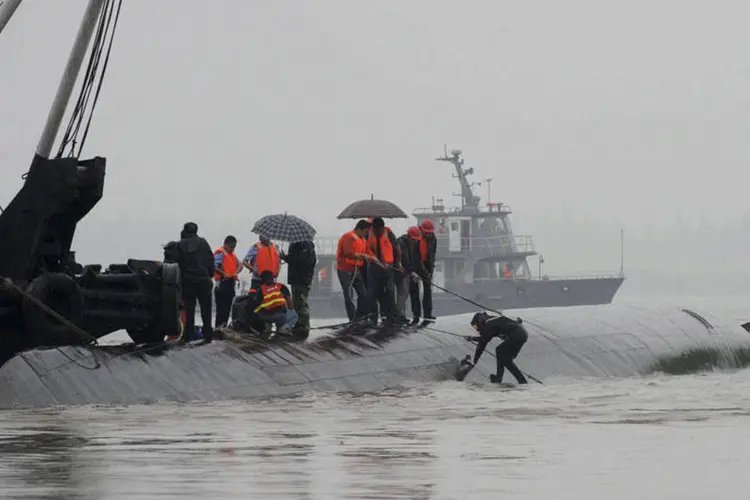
left=1, top=302, right=749, bottom=409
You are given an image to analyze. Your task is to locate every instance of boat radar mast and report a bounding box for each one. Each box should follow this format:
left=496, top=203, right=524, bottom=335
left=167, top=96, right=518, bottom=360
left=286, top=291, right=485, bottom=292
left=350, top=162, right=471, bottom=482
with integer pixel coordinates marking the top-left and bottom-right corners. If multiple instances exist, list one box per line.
left=435, top=146, right=481, bottom=212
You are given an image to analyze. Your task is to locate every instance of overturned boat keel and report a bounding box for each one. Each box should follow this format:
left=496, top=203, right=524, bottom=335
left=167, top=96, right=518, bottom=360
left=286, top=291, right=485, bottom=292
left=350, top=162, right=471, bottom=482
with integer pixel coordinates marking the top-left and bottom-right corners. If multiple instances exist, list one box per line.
left=2, top=303, right=750, bottom=409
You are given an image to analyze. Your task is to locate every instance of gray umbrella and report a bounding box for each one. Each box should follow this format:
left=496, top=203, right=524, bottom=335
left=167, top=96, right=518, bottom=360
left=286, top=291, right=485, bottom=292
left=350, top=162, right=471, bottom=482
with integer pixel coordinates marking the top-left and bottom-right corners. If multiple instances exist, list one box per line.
left=251, top=213, right=317, bottom=243
left=337, top=195, right=408, bottom=219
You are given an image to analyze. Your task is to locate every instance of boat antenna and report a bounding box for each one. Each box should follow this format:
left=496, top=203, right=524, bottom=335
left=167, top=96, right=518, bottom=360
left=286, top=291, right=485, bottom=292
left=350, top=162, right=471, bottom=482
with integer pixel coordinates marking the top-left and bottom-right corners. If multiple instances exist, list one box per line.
left=619, top=228, right=625, bottom=277
left=54, top=0, right=123, bottom=159
left=435, top=146, right=480, bottom=211
left=0, top=0, right=23, bottom=39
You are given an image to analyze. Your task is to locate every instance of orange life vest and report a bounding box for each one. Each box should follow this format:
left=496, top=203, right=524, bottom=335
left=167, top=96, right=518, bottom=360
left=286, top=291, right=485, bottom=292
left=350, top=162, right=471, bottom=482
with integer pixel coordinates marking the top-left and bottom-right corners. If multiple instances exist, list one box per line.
left=366, top=230, right=394, bottom=264
left=254, top=242, right=279, bottom=277
left=320, top=267, right=328, bottom=280
left=337, top=230, right=365, bottom=268
left=254, top=283, right=287, bottom=313
left=419, top=238, right=428, bottom=262
left=503, top=265, right=512, bottom=279
left=214, top=247, right=239, bottom=281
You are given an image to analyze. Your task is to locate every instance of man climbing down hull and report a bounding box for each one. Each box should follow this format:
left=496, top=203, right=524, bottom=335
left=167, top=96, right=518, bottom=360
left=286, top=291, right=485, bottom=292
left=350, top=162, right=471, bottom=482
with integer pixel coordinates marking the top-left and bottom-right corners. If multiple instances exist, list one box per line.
left=469, top=311, right=528, bottom=384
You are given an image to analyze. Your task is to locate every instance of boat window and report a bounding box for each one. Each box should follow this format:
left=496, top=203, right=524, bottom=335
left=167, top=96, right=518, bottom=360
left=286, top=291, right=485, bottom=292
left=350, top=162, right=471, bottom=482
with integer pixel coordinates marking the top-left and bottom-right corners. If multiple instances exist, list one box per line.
left=680, top=308, right=713, bottom=330
left=477, top=218, right=502, bottom=234
left=741, top=322, right=750, bottom=334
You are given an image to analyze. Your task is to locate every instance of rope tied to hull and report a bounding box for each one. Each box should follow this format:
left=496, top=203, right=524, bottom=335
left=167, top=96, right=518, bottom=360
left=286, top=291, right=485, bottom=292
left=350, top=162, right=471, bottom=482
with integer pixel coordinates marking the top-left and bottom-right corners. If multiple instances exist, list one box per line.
left=2, top=277, right=98, bottom=346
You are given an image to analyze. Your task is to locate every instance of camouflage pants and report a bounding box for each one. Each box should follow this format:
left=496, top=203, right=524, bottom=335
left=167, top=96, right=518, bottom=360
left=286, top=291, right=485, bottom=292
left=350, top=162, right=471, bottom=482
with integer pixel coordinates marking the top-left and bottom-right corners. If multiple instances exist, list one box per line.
left=291, top=284, right=311, bottom=335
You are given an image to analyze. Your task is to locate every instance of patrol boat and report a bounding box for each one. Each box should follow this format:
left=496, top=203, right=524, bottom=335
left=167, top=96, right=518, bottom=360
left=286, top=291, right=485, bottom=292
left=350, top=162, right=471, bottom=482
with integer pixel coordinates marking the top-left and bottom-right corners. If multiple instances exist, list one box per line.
left=307, top=148, right=625, bottom=319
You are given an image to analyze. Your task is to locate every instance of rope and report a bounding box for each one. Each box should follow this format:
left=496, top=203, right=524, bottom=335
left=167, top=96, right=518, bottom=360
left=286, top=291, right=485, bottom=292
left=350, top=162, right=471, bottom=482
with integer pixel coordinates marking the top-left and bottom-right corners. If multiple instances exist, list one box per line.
left=421, top=325, right=543, bottom=385
left=310, top=315, right=371, bottom=331
left=418, top=276, right=506, bottom=317
left=2, top=278, right=98, bottom=345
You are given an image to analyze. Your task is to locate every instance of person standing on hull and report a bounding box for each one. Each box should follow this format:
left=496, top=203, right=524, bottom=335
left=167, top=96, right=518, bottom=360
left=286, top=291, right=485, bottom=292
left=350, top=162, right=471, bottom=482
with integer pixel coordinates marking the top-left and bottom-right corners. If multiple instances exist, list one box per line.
left=469, top=312, right=528, bottom=384
left=336, top=219, right=374, bottom=322
left=396, top=226, right=424, bottom=324
left=243, top=235, right=280, bottom=289
left=213, top=235, right=241, bottom=328
left=281, top=239, right=317, bottom=338
left=176, top=222, right=215, bottom=343
left=365, top=218, right=399, bottom=325
left=416, top=219, right=437, bottom=321
left=254, top=270, right=298, bottom=335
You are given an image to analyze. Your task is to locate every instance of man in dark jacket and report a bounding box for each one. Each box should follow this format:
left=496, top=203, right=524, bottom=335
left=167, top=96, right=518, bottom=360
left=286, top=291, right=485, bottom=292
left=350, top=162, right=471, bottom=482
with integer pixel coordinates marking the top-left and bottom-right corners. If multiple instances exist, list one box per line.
left=417, top=219, right=438, bottom=320
left=397, top=226, right=427, bottom=324
left=469, top=311, right=528, bottom=384
left=176, top=222, right=215, bottom=343
left=281, top=240, right=316, bottom=338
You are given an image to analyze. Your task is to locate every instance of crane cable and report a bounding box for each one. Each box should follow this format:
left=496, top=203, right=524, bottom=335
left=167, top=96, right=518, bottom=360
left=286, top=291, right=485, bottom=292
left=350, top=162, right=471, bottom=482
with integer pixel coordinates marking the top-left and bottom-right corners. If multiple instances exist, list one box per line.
left=56, top=0, right=123, bottom=160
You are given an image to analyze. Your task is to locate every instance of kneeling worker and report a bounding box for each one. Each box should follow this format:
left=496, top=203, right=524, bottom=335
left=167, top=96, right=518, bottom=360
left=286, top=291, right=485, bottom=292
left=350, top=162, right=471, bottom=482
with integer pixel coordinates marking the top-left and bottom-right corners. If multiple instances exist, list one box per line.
left=253, top=270, right=298, bottom=335
left=469, top=312, right=528, bottom=384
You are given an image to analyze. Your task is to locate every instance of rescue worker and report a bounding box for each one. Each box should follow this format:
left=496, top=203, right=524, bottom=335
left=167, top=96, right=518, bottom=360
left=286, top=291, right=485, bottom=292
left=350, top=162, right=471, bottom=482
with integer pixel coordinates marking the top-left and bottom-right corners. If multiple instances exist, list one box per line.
left=243, top=235, right=280, bottom=289
left=336, top=219, right=374, bottom=322
left=503, top=264, right=513, bottom=279
left=396, top=226, right=425, bottom=324
left=281, top=239, right=317, bottom=338
left=253, top=270, right=297, bottom=335
left=175, top=222, right=215, bottom=343
left=469, top=312, right=528, bottom=384
left=417, top=219, right=437, bottom=321
left=365, top=218, right=400, bottom=325
left=213, top=235, right=241, bottom=328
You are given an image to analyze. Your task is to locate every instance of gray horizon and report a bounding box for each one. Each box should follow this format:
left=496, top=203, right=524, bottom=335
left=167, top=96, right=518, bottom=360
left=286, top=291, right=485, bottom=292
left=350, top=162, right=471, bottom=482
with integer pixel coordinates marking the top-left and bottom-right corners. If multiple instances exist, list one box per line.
left=1, top=0, right=748, bottom=297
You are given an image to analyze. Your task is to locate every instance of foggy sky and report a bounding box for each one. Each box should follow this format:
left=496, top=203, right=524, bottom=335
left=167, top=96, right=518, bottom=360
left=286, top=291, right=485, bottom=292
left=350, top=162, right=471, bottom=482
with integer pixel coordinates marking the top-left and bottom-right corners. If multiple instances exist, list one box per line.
left=1, top=0, right=749, bottom=295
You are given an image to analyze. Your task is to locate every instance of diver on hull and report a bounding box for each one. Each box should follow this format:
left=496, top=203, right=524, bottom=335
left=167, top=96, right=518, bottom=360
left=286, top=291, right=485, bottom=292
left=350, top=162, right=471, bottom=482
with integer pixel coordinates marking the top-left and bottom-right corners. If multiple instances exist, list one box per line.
left=469, top=312, right=528, bottom=384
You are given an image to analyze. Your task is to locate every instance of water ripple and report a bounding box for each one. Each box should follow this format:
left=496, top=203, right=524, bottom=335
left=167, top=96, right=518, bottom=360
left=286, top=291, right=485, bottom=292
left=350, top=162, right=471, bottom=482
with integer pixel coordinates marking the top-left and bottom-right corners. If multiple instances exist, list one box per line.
left=2, top=369, right=750, bottom=498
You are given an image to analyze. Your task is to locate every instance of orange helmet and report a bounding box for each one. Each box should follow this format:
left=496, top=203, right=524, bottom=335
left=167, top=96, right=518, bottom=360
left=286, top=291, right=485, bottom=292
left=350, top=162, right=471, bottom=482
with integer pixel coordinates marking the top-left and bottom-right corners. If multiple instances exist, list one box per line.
left=420, top=219, right=435, bottom=233
left=407, top=226, right=422, bottom=239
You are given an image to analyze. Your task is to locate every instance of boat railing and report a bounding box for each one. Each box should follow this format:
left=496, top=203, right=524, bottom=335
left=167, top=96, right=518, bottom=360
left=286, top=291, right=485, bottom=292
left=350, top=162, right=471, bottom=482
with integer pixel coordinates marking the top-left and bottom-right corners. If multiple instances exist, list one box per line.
left=471, top=273, right=624, bottom=283
left=434, top=234, right=536, bottom=257
left=313, top=234, right=536, bottom=257
left=412, top=205, right=512, bottom=216
left=313, top=237, right=340, bottom=257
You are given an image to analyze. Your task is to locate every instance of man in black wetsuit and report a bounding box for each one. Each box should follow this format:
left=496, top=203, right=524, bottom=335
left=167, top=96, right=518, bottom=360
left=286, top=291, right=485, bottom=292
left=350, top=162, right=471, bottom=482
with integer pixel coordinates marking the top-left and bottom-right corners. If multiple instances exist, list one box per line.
left=469, top=311, right=528, bottom=384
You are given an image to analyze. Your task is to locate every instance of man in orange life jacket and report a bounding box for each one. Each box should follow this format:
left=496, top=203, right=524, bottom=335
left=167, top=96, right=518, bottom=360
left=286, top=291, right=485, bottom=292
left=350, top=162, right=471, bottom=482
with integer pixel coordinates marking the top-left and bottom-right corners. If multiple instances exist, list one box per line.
left=252, top=270, right=297, bottom=335
left=365, top=217, right=400, bottom=325
left=213, top=235, right=241, bottom=328
left=416, top=219, right=438, bottom=321
left=336, top=219, right=375, bottom=322
left=242, top=235, right=280, bottom=290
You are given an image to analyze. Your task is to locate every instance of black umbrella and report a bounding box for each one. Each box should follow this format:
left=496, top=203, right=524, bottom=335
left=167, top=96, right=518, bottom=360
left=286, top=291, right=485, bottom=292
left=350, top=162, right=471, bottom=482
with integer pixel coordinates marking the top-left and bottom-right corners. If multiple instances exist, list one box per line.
left=337, top=195, right=408, bottom=219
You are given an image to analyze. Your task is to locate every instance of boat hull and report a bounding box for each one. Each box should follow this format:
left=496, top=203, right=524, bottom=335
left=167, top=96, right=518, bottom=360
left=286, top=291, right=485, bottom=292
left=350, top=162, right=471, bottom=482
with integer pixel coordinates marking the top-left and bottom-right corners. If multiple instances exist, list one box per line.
left=1, top=302, right=748, bottom=409
left=308, top=276, right=624, bottom=319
